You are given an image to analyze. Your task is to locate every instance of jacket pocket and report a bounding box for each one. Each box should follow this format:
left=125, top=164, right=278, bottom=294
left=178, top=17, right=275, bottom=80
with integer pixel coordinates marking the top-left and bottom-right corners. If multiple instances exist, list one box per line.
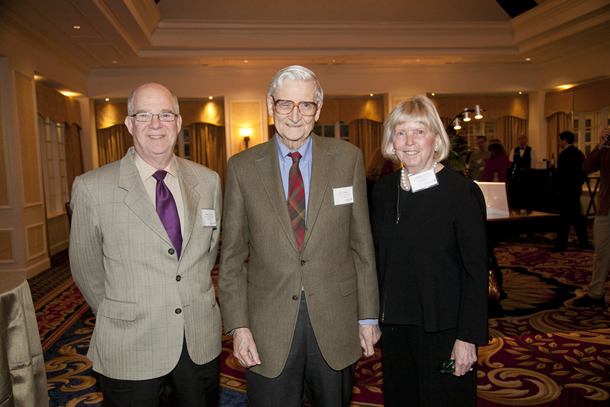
left=97, top=298, right=137, bottom=321
left=339, top=276, right=358, bottom=296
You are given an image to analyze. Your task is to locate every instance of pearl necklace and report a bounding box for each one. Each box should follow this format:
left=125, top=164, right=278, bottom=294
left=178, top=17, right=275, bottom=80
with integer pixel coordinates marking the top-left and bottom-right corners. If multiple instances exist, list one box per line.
left=401, top=162, right=437, bottom=191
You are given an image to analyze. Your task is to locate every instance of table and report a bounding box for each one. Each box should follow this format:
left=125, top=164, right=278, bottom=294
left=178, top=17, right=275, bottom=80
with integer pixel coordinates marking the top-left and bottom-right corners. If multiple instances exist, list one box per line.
left=0, top=273, right=48, bottom=407
left=487, top=209, right=559, bottom=241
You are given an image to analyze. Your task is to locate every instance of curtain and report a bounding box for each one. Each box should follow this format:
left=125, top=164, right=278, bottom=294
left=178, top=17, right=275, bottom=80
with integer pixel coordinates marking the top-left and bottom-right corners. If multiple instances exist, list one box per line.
left=189, top=123, right=227, bottom=193
left=97, top=124, right=133, bottom=167
left=349, top=119, right=383, bottom=171
left=64, top=123, right=83, bottom=198
left=496, top=116, right=528, bottom=154
left=546, top=112, right=572, bottom=162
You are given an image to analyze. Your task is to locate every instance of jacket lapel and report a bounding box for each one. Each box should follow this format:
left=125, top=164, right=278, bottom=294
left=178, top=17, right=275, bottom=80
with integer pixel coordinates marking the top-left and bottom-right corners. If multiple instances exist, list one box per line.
left=254, top=139, right=301, bottom=254
left=176, top=158, right=199, bottom=255
left=302, top=136, right=334, bottom=250
left=118, top=148, right=173, bottom=247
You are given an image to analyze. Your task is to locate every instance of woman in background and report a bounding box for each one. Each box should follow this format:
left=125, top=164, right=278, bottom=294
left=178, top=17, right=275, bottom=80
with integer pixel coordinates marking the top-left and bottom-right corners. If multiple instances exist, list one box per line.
left=484, top=141, right=511, bottom=183
left=371, top=96, right=488, bottom=407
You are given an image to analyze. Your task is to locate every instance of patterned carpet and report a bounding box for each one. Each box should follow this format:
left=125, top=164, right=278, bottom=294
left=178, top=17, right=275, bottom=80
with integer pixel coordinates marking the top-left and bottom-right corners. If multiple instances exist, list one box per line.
left=32, top=232, right=609, bottom=406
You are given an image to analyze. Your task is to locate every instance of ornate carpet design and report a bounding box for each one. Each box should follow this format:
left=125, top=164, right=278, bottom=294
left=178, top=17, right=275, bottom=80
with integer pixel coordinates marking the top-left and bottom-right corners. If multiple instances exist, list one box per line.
left=34, top=242, right=609, bottom=406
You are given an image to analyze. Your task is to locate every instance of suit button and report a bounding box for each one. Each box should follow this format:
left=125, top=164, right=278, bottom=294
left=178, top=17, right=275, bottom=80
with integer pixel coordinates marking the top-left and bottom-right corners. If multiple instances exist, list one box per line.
left=176, top=275, right=181, bottom=282
left=168, top=248, right=175, bottom=255
left=292, top=295, right=298, bottom=301
left=301, top=260, right=305, bottom=266
left=175, top=308, right=182, bottom=314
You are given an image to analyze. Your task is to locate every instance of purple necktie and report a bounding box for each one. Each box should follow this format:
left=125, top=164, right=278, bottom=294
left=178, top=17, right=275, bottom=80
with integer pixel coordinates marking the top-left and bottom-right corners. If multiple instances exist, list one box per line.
left=152, top=170, right=182, bottom=259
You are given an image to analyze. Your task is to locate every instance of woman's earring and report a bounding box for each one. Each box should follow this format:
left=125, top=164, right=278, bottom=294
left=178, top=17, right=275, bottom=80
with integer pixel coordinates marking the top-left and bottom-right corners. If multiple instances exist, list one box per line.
left=392, top=148, right=396, bottom=154
left=434, top=144, right=439, bottom=152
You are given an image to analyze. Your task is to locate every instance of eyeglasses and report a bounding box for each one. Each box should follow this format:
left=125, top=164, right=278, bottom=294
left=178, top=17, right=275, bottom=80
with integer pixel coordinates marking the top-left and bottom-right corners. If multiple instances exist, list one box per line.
left=272, top=98, right=318, bottom=116
left=130, top=112, right=178, bottom=122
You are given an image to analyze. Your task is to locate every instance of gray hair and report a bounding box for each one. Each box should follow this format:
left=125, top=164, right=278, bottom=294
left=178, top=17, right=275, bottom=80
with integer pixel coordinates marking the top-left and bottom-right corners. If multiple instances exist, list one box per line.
left=267, top=65, right=323, bottom=103
left=381, top=95, right=451, bottom=164
left=127, top=83, right=180, bottom=115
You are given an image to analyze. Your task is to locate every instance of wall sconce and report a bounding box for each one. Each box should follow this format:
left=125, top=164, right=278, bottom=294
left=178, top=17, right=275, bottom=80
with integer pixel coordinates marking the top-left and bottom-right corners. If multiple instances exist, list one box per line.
left=240, top=128, right=253, bottom=149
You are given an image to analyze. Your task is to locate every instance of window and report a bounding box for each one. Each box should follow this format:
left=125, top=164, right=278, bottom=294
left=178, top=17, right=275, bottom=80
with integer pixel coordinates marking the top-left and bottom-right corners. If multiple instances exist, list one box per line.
left=573, top=106, right=609, bottom=155
left=38, top=115, right=69, bottom=217
left=174, top=127, right=191, bottom=160
left=314, top=122, right=349, bottom=141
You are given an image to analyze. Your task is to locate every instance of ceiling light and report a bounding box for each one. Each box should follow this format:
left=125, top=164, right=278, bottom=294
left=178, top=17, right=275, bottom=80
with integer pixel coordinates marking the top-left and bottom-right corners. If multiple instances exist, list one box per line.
left=369, top=94, right=373, bottom=97
left=431, top=93, right=435, bottom=96
left=463, top=110, right=471, bottom=122
left=244, top=60, right=248, bottom=63
left=475, top=105, right=483, bottom=120
left=519, top=91, right=522, bottom=94
left=73, top=25, right=80, bottom=29
left=556, top=84, right=575, bottom=90
left=454, top=118, right=461, bottom=130
left=105, top=98, right=110, bottom=101
left=112, top=61, right=117, bottom=64
left=60, top=91, right=80, bottom=97
left=209, top=96, right=213, bottom=99
left=525, top=58, right=531, bottom=61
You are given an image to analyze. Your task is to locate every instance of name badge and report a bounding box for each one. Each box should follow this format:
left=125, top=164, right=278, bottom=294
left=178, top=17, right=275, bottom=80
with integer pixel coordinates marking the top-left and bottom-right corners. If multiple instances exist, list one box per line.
left=333, top=186, right=354, bottom=205
left=409, top=169, right=439, bottom=193
left=201, top=209, right=217, bottom=227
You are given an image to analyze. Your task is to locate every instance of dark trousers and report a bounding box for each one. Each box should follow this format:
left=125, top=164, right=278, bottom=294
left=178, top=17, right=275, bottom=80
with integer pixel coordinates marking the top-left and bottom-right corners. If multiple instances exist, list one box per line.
left=99, top=337, right=220, bottom=407
left=246, top=292, right=356, bottom=407
left=381, top=325, right=477, bottom=407
left=555, top=189, right=589, bottom=248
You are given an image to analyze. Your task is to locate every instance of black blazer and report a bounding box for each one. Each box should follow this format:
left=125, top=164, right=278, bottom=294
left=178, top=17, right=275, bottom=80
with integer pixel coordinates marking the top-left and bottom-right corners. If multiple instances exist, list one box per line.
left=371, top=167, right=488, bottom=345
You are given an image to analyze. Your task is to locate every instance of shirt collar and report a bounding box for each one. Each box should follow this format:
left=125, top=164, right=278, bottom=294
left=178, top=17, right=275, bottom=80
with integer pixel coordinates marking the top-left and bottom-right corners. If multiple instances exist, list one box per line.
left=133, top=151, right=178, bottom=182
left=275, top=134, right=312, bottom=161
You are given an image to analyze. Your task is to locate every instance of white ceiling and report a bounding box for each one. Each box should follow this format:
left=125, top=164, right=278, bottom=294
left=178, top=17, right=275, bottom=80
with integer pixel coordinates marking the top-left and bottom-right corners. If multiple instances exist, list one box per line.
left=0, top=0, right=609, bottom=72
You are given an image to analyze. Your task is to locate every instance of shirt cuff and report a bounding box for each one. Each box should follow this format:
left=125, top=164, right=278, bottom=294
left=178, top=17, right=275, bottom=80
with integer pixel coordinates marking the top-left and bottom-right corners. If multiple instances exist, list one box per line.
left=358, top=319, right=379, bottom=325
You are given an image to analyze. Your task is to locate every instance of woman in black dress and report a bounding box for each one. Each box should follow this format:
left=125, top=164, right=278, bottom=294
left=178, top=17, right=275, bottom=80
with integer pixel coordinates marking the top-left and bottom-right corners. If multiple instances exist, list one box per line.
left=371, top=96, right=488, bottom=406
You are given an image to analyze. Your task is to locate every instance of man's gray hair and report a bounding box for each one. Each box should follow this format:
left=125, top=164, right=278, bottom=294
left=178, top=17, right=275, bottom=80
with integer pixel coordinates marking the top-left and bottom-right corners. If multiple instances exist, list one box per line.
left=268, top=65, right=323, bottom=103
left=127, top=83, right=180, bottom=115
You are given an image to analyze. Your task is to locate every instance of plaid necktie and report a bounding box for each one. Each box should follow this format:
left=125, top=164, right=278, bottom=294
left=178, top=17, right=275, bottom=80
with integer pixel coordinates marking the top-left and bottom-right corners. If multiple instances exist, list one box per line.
left=287, top=152, right=306, bottom=251
left=152, top=170, right=182, bottom=259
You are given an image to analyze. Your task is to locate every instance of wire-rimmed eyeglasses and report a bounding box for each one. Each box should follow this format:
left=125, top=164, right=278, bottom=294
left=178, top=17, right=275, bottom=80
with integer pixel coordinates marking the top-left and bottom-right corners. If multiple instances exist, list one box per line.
left=272, top=98, right=318, bottom=117
left=129, top=112, right=178, bottom=122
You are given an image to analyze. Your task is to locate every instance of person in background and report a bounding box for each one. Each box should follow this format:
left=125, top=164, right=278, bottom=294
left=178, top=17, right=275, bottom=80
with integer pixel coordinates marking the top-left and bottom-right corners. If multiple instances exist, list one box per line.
left=69, top=83, right=222, bottom=406
left=218, top=65, right=380, bottom=407
left=484, top=141, right=512, bottom=183
left=573, top=127, right=610, bottom=307
left=548, top=131, right=590, bottom=252
left=468, top=136, right=488, bottom=181
left=371, top=95, right=488, bottom=407
left=366, top=146, right=400, bottom=213
left=509, top=134, right=537, bottom=169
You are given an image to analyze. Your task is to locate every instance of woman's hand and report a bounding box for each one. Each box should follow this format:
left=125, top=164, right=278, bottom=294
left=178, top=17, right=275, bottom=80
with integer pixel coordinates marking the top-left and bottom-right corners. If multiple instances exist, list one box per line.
left=450, top=339, right=477, bottom=376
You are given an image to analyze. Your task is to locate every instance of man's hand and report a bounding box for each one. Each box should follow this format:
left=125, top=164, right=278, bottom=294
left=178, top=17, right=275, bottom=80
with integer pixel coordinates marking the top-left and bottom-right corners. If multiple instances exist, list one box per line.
left=450, top=339, right=477, bottom=377
left=359, top=324, right=381, bottom=357
left=233, top=328, right=261, bottom=368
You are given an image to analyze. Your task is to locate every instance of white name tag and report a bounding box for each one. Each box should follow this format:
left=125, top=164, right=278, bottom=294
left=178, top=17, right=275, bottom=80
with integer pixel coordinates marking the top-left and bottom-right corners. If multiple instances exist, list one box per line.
left=201, top=209, right=217, bottom=227
left=333, top=186, right=354, bottom=205
left=409, top=169, right=439, bottom=193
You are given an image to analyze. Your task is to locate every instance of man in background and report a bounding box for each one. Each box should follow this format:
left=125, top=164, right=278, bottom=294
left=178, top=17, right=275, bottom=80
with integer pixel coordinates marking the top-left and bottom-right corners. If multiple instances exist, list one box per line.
left=468, top=136, right=488, bottom=181
left=548, top=131, right=589, bottom=252
left=509, top=134, right=537, bottom=169
left=69, top=83, right=222, bottom=406
left=219, top=65, right=380, bottom=407
left=574, top=127, right=610, bottom=307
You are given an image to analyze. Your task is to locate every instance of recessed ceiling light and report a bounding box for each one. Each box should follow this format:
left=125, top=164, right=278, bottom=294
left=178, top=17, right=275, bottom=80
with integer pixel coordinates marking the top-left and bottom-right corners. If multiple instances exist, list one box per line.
left=105, top=98, right=110, bottom=101
left=244, top=60, right=248, bottom=63
left=73, top=25, right=80, bottom=29
left=431, top=93, right=436, bottom=96
left=209, top=96, right=213, bottom=99
left=519, top=91, right=522, bottom=94
left=369, top=93, right=373, bottom=97
left=525, top=57, right=531, bottom=61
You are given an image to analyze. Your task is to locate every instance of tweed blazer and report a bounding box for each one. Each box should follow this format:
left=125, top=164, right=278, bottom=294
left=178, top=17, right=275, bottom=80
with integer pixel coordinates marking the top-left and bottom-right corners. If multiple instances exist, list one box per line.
left=69, top=147, right=222, bottom=381
left=218, top=135, right=379, bottom=378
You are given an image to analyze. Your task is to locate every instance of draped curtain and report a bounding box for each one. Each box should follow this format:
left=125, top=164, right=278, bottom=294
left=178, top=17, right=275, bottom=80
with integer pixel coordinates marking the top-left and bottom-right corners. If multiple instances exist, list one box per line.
left=546, top=112, right=572, bottom=161
left=97, top=124, right=133, bottom=167
left=64, top=123, right=83, bottom=198
left=349, top=118, right=383, bottom=171
left=496, top=116, right=528, bottom=154
left=189, top=123, right=227, bottom=192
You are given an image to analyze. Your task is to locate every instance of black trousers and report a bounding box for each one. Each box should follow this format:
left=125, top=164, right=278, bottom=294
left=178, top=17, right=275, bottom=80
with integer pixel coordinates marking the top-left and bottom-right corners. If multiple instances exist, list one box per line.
left=555, top=189, right=589, bottom=248
left=381, top=325, right=477, bottom=407
left=246, top=292, right=356, bottom=407
left=99, top=336, right=220, bottom=407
